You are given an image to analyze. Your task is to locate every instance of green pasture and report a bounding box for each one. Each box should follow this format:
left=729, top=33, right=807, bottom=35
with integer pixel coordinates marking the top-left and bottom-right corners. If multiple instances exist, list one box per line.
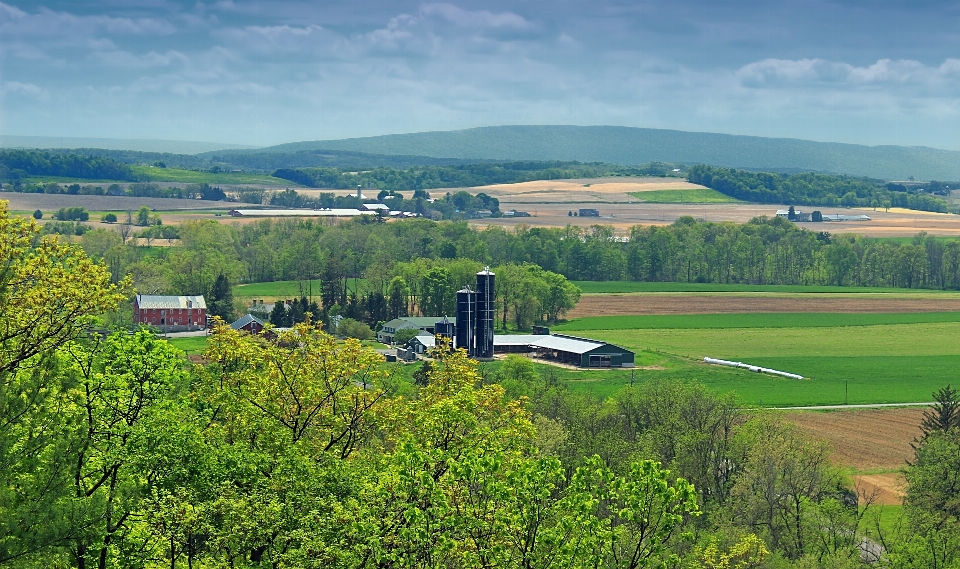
left=129, top=165, right=292, bottom=185
left=167, top=336, right=209, bottom=355
left=571, top=281, right=953, bottom=294
left=628, top=189, right=740, bottom=203
left=553, top=312, right=960, bottom=330
left=552, top=315, right=960, bottom=405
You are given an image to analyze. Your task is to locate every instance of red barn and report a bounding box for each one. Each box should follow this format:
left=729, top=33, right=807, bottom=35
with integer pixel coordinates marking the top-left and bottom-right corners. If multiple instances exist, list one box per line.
left=134, top=295, right=207, bottom=332
left=229, top=314, right=265, bottom=334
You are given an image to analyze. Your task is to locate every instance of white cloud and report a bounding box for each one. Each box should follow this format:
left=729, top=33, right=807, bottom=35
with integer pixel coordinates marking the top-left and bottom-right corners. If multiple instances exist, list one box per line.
left=2, top=81, right=49, bottom=99
left=92, top=49, right=188, bottom=68
left=737, top=57, right=960, bottom=91
left=0, top=4, right=175, bottom=37
left=419, top=3, right=531, bottom=29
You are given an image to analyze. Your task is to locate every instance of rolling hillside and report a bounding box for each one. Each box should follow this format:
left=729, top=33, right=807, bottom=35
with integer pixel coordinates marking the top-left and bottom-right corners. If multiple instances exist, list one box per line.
left=260, top=125, right=960, bottom=181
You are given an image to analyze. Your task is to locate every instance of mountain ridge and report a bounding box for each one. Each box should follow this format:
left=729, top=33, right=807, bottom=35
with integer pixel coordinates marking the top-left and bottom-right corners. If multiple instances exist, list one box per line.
left=259, top=125, right=960, bottom=181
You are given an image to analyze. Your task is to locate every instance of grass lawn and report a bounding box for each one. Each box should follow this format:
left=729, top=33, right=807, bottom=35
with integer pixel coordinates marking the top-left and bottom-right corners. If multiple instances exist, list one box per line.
left=129, top=165, right=293, bottom=185
left=628, top=189, right=740, bottom=203
left=167, top=336, right=209, bottom=355
left=571, top=281, right=950, bottom=294
left=551, top=315, right=960, bottom=405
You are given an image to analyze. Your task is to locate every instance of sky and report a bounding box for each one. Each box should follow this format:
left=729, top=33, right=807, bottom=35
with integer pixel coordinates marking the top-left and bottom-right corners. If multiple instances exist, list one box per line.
left=2, top=0, right=960, bottom=149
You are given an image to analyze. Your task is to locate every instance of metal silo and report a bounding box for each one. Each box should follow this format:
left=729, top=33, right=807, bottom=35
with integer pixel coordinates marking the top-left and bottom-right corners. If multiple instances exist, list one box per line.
left=475, top=267, right=495, bottom=359
left=455, top=287, right=476, bottom=356
left=434, top=316, right=454, bottom=344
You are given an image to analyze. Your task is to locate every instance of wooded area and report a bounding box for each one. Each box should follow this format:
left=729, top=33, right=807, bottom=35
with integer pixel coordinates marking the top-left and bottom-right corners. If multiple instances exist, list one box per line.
left=689, top=165, right=951, bottom=213
left=3, top=200, right=960, bottom=568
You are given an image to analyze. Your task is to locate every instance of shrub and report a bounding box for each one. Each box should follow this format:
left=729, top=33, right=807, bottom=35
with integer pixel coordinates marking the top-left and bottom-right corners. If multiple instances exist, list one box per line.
left=337, top=318, right=373, bottom=340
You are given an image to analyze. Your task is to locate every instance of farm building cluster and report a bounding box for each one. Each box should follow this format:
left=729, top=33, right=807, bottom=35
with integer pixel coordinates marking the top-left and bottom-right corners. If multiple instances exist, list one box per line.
left=227, top=203, right=420, bottom=219
left=379, top=268, right=634, bottom=368
left=775, top=209, right=871, bottom=222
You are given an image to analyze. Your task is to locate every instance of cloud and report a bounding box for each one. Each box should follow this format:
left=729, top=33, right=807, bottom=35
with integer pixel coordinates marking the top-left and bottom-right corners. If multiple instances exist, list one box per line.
left=1, top=81, right=49, bottom=99
left=419, top=3, right=531, bottom=30
left=0, top=3, right=175, bottom=37
left=737, top=58, right=960, bottom=91
left=92, top=49, right=188, bottom=68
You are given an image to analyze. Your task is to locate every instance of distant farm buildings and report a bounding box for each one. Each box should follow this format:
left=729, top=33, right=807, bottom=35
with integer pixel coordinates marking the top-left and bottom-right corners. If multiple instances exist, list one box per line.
left=776, top=209, right=870, bottom=222
left=134, top=295, right=207, bottom=332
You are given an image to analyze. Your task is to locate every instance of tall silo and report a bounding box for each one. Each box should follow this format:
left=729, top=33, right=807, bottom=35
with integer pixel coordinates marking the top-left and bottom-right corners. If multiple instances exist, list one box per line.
left=434, top=316, right=454, bottom=345
left=455, top=287, right=476, bottom=356
left=475, top=267, right=495, bottom=359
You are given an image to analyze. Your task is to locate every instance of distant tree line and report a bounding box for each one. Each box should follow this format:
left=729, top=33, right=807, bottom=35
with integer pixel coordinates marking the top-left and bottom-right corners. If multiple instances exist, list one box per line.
left=0, top=149, right=136, bottom=181
left=689, top=164, right=951, bottom=213
left=3, top=180, right=227, bottom=201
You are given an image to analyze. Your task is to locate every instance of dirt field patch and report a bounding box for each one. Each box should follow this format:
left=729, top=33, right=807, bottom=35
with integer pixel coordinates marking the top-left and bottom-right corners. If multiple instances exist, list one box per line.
left=783, top=407, right=923, bottom=471
left=854, top=473, right=906, bottom=506
left=783, top=407, right=923, bottom=505
left=567, top=294, right=960, bottom=318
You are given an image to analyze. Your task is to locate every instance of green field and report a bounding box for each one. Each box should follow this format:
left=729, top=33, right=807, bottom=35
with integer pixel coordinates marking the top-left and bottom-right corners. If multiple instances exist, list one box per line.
left=553, top=312, right=960, bottom=330
left=129, top=165, right=293, bottom=185
left=628, top=189, right=740, bottom=203
left=571, top=281, right=952, bottom=294
left=167, top=336, right=209, bottom=355
left=549, top=314, right=960, bottom=405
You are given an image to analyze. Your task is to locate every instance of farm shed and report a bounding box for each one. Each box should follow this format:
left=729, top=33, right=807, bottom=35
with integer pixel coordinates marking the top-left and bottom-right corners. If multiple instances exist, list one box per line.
left=492, top=333, right=634, bottom=367
left=408, top=333, right=436, bottom=354
left=493, top=335, right=546, bottom=354
left=378, top=316, right=457, bottom=344
left=227, top=209, right=375, bottom=217
left=529, top=334, right=634, bottom=368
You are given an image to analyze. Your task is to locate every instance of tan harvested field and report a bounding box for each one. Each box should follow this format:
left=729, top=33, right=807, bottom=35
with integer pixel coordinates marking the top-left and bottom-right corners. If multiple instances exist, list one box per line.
left=784, top=408, right=925, bottom=504
left=567, top=293, right=960, bottom=318
left=468, top=177, right=705, bottom=201
left=443, top=177, right=960, bottom=237
left=470, top=202, right=960, bottom=237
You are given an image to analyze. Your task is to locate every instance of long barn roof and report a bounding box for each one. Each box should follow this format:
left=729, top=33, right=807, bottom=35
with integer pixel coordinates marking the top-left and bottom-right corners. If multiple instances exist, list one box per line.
left=136, top=295, right=207, bottom=309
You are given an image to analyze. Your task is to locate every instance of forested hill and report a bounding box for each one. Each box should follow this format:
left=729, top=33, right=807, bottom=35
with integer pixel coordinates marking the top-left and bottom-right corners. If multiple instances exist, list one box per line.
left=0, top=149, right=137, bottom=181
left=263, top=125, right=960, bottom=181
left=689, top=165, right=950, bottom=213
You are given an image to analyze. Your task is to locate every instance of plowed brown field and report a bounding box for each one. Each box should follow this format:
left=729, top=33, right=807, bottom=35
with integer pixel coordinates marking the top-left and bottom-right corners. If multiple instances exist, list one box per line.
left=567, top=294, right=960, bottom=318
left=784, top=408, right=924, bottom=504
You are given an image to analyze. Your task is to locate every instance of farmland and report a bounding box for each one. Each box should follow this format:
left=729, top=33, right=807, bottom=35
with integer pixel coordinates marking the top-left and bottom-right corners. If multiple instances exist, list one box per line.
left=570, top=281, right=943, bottom=294
left=627, top=188, right=739, bottom=203
left=567, top=292, right=960, bottom=317
left=549, top=311, right=958, bottom=406
left=128, top=165, right=293, bottom=185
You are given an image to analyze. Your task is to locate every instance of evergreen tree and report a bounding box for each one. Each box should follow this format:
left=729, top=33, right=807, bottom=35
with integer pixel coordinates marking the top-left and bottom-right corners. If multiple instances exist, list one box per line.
left=920, top=384, right=960, bottom=439
left=269, top=300, right=288, bottom=327
left=207, top=273, right=234, bottom=321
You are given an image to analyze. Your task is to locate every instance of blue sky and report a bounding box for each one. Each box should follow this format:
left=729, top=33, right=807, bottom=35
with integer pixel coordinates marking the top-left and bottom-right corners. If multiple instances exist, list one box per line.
left=2, top=0, right=960, bottom=149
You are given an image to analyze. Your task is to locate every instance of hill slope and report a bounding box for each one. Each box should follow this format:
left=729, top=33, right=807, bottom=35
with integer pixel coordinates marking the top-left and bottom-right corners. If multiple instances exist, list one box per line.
left=262, top=126, right=960, bottom=181
left=0, top=135, right=257, bottom=155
